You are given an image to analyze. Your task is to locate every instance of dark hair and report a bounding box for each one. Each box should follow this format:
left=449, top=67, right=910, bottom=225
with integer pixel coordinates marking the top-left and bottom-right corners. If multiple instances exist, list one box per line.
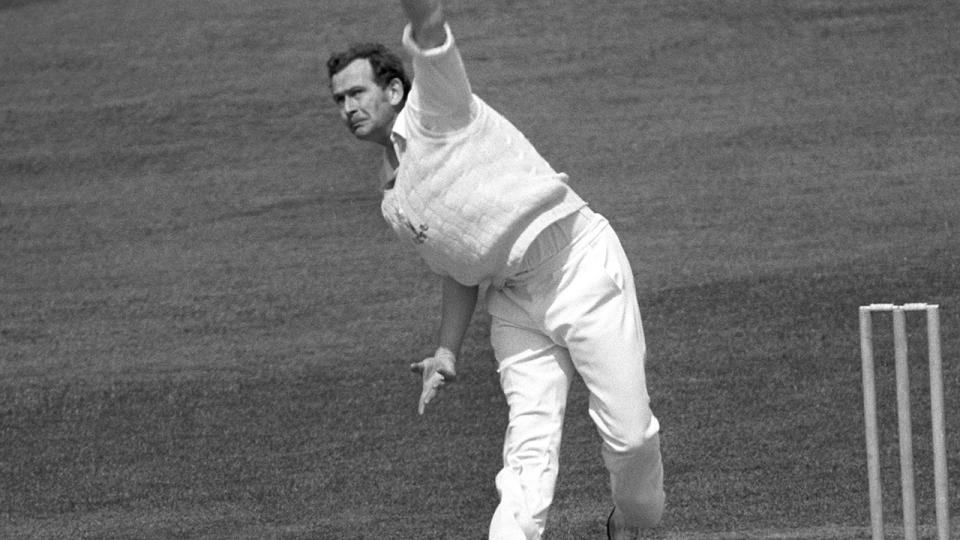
left=327, top=43, right=411, bottom=107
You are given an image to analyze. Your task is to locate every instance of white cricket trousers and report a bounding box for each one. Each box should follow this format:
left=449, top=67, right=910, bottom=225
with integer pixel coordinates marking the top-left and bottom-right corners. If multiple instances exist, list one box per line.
left=486, top=207, right=664, bottom=540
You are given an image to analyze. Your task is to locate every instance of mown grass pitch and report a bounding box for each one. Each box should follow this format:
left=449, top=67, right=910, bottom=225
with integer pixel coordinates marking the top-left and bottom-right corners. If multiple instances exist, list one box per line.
left=2, top=0, right=959, bottom=538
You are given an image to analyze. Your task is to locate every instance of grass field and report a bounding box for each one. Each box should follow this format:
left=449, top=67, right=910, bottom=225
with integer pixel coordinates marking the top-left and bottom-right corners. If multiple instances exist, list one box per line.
left=2, top=0, right=959, bottom=538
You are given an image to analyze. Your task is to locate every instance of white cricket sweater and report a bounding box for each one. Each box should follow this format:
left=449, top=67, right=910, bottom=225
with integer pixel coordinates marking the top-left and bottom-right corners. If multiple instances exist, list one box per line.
left=380, top=24, right=586, bottom=286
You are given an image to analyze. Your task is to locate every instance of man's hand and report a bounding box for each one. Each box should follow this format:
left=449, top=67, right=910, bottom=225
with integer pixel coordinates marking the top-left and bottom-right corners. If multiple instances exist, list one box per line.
left=410, top=347, right=457, bottom=415
left=400, top=0, right=446, bottom=49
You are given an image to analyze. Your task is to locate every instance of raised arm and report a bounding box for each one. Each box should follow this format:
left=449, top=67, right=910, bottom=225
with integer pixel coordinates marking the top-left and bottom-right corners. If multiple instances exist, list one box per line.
left=397, top=0, right=474, bottom=134
left=400, top=0, right=447, bottom=49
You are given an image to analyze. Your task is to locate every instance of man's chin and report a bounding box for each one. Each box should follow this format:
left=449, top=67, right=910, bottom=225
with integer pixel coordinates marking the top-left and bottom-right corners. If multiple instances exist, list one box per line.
left=354, top=131, right=386, bottom=146
left=351, top=126, right=372, bottom=141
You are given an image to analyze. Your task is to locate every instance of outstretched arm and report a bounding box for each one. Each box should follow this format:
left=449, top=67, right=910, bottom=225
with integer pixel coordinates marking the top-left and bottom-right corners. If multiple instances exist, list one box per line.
left=400, top=0, right=447, bottom=49
left=397, top=0, right=474, bottom=132
left=410, top=275, right=479, bottom=414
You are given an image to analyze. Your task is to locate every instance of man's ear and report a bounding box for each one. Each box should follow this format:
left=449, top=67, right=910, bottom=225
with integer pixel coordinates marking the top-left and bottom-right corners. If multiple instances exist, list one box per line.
left=386, top=78, right=405, bottom=107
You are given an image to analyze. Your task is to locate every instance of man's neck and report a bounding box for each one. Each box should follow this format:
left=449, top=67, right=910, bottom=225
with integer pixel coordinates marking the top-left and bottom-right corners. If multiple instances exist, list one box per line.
left=378, top=116, right=400, bottom=169
left=383, top=142, right=399, bottom=170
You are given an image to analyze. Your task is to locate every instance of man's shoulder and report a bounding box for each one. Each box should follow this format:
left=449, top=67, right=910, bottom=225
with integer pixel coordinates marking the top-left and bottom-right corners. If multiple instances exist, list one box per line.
left=395, top=93, right=483, bottom=137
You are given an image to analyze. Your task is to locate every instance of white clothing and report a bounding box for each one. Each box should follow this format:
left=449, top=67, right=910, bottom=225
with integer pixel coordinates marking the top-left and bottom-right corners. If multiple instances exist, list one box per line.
left=380, top=24, right=585, bottom=286
left=376, top=23, right=664, bottom=539
left=487, top=207, right=665, bottom=539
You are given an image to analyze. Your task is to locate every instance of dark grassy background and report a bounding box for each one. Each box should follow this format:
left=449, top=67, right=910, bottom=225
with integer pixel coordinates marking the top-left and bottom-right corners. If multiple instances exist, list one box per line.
left=2, top=0, right=959, bottom=538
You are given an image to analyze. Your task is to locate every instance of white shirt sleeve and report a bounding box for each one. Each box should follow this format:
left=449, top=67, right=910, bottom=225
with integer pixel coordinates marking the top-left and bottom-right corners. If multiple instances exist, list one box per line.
left=401, top=23, right=476, bottom=133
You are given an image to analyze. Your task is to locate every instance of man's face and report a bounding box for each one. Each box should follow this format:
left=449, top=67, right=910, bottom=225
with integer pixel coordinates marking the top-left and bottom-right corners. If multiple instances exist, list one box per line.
left=330, top=59, right=401, bottom=145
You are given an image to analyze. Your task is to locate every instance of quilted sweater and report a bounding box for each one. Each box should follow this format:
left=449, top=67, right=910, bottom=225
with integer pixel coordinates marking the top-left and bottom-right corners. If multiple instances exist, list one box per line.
left=380, top=24, right=586, bottom=286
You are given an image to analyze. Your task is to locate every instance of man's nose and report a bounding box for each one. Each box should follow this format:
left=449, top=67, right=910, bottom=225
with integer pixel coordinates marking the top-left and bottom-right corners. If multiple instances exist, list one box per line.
left=342, top=96, right=359, bottom=115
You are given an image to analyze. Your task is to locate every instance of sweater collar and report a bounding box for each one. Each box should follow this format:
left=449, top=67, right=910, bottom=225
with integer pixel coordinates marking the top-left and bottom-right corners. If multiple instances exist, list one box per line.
left=380, top=110, right=409, bottom=190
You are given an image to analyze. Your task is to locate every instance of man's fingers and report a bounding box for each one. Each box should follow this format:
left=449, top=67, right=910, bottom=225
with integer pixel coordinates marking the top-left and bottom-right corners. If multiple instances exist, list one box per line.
left=418, top=371, right=445, bottom=415
left=418, top=383, right=436, bottom=415
left=410, top=361, right=456, bottom=380
left=418, top=387, right=432, bottom=414
left=425, top=370, right=446, bottom=390
left=410, top=358, right=436, bottom=374
left=411, top=355, right=456, bottom=414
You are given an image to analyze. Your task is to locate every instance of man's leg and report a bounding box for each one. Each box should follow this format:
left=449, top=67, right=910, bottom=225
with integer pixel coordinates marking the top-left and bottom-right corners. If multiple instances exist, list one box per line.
left=549, top=222, right=665, bottom=530
left=488, top=316, right=574, bottom=540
